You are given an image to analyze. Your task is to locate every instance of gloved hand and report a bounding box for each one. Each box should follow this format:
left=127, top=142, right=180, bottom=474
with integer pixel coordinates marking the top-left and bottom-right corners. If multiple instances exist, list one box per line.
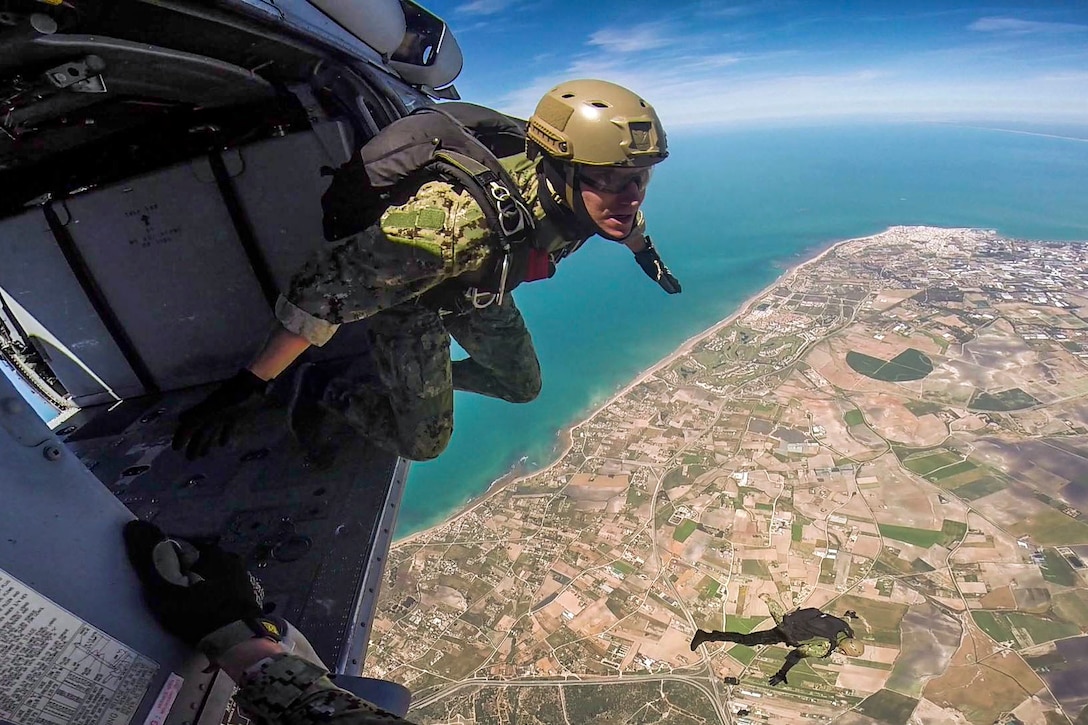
left=123, top=520, right=274, bottom=660
left=768, top=671, right=788, bottom=687
left=634, top=236, right=682, bottom=294
left=172, top=369, right=266, bottom=459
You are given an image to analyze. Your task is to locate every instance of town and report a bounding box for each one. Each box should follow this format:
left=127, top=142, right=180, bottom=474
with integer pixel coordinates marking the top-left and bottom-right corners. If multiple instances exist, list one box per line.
left=367, top=227, right=1088, bottom=725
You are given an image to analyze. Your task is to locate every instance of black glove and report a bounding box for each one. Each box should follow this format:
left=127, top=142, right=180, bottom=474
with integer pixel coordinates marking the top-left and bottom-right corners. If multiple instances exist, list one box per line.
left=123, top=520, right=266, bottom=654
left=172, top=369, right=266, bottom=459
left=634, top=236, right=682, bottom=294
left=768, top=671, right=788, bottom=687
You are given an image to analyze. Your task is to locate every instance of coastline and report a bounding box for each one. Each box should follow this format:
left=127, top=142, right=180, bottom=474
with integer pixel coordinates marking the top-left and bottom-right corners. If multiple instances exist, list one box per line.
left=393, top=228, right=882, bottom=547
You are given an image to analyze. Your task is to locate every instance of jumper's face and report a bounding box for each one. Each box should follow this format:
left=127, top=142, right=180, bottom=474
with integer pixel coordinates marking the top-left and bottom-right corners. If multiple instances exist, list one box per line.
left=577, top=167, right=651, bottom=240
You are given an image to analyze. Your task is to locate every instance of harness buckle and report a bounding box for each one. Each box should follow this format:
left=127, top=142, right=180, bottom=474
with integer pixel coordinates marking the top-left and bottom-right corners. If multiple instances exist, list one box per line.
left=468, top=288, right=497, bottom=309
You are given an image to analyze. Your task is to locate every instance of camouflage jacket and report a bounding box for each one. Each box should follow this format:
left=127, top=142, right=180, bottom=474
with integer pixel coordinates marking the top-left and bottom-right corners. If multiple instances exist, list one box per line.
left=234, top=653, right=416, bottom=724
left=276, top=153, right=642, bottom=346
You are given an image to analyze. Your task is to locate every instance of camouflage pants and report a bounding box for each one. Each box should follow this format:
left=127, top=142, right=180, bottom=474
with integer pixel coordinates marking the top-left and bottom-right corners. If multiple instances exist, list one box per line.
left=321, top=295, right=542, bottom=461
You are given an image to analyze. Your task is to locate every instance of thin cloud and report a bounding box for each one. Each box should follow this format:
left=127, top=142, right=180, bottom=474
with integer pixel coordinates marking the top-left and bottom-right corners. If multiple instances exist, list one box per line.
left=588, top=22, right=676, bottom=53
left=696, top=1, right=779, bottom=18
left=455, top=0, right=515, bottom=16
left=492, top=52, right=1088, bottom=128
left=969, top=17, right=1088, bottom=34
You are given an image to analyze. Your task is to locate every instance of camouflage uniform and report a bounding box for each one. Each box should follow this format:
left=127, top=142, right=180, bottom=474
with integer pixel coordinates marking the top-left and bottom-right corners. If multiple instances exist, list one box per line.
left=761, top=598, right=851, bottom=659
left=276, top=154, right=611, bottom=460
left=694, top=596, right=853, bottom=673
left=235, top=653, right=417, bottom=724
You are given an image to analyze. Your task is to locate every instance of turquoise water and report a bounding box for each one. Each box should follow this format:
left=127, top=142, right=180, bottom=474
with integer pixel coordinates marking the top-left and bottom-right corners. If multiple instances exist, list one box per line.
left=396, top=122, right=1088, bottom=538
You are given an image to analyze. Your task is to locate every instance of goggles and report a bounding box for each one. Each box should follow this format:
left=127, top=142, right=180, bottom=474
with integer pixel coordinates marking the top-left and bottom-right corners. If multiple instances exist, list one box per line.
left=576, top=166, right=653, bottom=194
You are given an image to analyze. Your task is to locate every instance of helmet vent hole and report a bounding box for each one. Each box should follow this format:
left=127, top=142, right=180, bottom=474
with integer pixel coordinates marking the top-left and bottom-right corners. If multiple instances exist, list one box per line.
left=589, top=101, right=609, bottom=108
left=561, top=93, right=575, bottom=98
left=639, top=100, right=647, bottom=107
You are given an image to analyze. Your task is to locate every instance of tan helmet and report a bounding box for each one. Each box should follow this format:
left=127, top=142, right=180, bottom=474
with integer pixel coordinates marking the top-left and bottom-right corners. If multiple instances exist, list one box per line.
left=527, top=79, right=667, bottom=168
left=838, top=638, right=865, bottom=657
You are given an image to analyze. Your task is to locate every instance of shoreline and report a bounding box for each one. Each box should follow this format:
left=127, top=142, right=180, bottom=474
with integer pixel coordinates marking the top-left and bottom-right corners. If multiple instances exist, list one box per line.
left=393, top=227, right=887, bottom=547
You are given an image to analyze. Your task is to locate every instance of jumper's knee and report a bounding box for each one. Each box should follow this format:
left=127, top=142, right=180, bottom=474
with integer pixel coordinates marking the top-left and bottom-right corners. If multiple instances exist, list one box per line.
left=503, top=375, right=541, bottom=404
left=500, top=363, right=541, bottom=403
left=399, top=430, right=451, bottom=461
left=395, top=403, right=453, bottom=461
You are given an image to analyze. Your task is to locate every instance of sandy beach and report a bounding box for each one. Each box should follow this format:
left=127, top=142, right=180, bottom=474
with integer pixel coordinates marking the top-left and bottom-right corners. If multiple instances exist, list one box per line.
left=393, top=228, right=883, bottom=547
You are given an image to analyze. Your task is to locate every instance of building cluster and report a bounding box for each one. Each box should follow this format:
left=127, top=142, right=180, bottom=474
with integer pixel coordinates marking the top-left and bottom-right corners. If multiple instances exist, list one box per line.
left=368, top=227, right=1088, bottom=723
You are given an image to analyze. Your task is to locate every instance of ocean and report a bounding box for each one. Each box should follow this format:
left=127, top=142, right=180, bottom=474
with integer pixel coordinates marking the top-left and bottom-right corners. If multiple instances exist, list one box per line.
left=396, top=121, right=1088, bottom=538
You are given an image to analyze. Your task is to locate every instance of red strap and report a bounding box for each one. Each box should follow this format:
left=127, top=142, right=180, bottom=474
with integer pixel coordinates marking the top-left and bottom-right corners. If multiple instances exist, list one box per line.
left=523, top=248, right=554, bottom=282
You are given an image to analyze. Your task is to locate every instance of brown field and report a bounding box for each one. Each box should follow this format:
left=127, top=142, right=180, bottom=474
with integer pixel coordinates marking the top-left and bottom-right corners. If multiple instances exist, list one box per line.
left=949, top=513, right=1023, bottom=565
left=925, top=663, right=1038, bottom=725
left=865, top=456, right=944, bottom=529
left=797, top=388, right=881, bottom=456
left=979, top=587, right=1017, bottom=610
left=925, top=620, right=1043, bottom=724
left=982, top=648, right=1045, bottom=695
left=969, top=489, right=1088, bottom=546
left=836, top=664, right=890, bottom=694
left=886, top=602, right=962, bottom=697
left=977, top=562, right=1048, bottom=591
left=870, top=288, right=920, bottom=312
left=855, top=392, right=948, bottom=447
left=912, top=698, right=973, bottom=724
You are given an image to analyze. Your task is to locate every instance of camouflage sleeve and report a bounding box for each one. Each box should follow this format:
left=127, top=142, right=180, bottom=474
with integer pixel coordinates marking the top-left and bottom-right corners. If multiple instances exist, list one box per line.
left=796, top=639, right=833, bottom=658
left=763, top=597, right=786, bottom=625
left=234, top=653, right=415, bottom=724
left=278, top=181, right=492, bottom=346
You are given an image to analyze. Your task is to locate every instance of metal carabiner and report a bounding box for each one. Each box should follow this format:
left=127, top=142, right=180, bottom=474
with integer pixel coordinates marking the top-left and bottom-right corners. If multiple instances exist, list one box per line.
left=495, top=254, right=510, bottom=306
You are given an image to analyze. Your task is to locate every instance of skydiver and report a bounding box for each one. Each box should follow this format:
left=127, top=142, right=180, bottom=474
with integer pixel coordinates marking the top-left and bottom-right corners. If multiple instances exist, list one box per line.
left=690, top=593, right=865, bottom=687
left=123, top=520, right=418, bottom=725
left=173, top=79, right=680, bottom=462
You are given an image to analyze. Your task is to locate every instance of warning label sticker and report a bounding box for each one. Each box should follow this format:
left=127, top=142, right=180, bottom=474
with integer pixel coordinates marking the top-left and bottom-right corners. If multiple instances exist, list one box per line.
left=0, top=568, right=159, bottom=725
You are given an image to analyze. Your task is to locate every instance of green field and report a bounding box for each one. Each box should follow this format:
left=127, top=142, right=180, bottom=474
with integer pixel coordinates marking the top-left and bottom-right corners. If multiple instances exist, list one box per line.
left=741, top=559, right=770, bottom=577
left=972, top=611, right=1012, bottom=643
left=878, top=520, right=967, bottom=548
left=904, top=399, right=945, bottom=417
left=1053, top=590, right=1088, bottom=627
left=856, top=689, right=920, bottom=725
left=833, top=594, right=908, bottom=645
left=844, top=409, right=865, bottom=426
left=612, top=560, right=636, bottom=576
left=719, top=615, right=766, bottom=635
left=952, top=475, right=1007, bottom=500
left=928, top=460, right=978, bottom=481
left=792, top=521, right=804, bottom=542
left=728, top=644, right=757, bottom=665
left=673, top=519, right=698, bottom=542
left=1011, top=508, right=1088, bottom=546
left=902, top=450, right=961, bottom=476
left=972, top=611, right=1079, bottom=647
left=1041, top=549, right=1078, bottom=586
left=663, top=467, right=686, bottom=489
left=847, top=348, right=934, bottom=382
left=1007, top=613, right=1079, bottom=645
left=968, top=387, right=1040, bottom=411
left=880, top=524, right=942, bottom=547
left=696, top=576, right=722, bottom=599
left=940, top=519, right=968, bottom=544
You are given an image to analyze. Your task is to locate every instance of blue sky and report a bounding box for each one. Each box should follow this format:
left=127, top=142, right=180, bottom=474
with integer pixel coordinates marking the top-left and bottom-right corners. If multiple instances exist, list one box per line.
left=423, top=0, right=1088, bottom=128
